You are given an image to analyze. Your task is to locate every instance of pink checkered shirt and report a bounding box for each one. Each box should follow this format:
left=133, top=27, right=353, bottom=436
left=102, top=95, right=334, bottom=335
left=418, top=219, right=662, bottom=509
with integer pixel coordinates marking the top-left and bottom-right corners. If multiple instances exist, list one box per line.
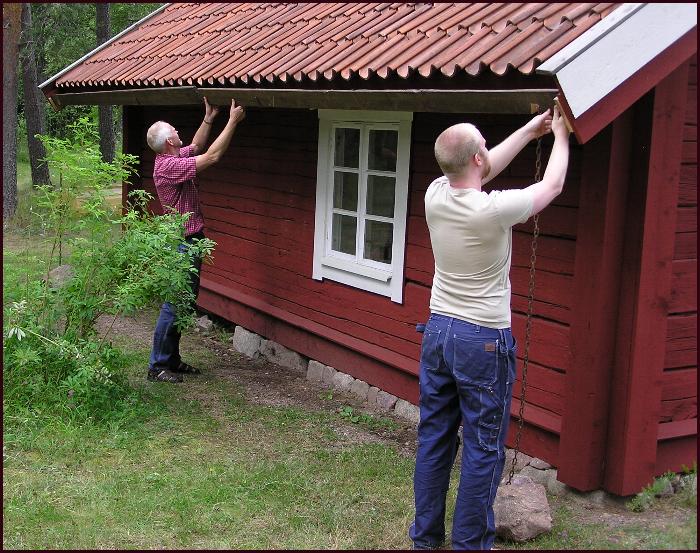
left=153, top=145, right=204, bottom=236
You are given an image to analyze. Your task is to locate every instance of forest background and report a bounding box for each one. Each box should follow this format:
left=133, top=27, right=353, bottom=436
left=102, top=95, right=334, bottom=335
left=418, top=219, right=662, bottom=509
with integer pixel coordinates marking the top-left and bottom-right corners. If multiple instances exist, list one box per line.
left=3, top=3, right=164, bottom=222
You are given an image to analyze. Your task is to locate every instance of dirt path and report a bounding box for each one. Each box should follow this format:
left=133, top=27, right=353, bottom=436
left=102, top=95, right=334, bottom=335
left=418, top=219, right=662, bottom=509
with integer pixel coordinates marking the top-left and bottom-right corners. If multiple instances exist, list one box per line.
left=99, top=311, right=419, bottom=457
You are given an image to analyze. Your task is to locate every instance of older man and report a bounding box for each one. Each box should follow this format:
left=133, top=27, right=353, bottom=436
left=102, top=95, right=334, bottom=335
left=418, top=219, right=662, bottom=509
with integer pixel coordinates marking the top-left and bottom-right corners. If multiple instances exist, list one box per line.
left=145, top=97, right=245, bottom=383
left=410, top=106, right=570, bottom=549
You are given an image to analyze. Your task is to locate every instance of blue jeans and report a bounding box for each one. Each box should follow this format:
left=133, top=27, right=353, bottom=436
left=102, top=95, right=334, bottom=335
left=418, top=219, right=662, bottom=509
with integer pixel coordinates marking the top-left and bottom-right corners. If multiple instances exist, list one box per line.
left=149, top=232, right=204, bottom=371
left=409, top=313, right=516, bottom=550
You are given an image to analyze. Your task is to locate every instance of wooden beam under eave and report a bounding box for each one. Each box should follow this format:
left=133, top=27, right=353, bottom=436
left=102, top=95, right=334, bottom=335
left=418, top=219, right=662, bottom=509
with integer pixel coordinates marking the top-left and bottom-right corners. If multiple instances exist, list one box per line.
left=200, top=88, right=558, bottom=114
left=48, top=87, right=558, bottom=114
left=47, top=86, right=201, bottom=109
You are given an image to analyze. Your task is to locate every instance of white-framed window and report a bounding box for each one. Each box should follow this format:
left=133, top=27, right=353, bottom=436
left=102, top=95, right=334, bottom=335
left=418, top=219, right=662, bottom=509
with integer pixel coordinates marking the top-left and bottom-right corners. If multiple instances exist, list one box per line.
left=313, top=110, right=412, bottom=303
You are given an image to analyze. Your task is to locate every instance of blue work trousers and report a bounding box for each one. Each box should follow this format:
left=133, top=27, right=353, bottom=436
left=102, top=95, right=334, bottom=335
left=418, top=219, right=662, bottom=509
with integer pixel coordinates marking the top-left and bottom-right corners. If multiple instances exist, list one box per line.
left=409, top=313, right=516, bottom=550
left=149, top=232, right=204, bottom=371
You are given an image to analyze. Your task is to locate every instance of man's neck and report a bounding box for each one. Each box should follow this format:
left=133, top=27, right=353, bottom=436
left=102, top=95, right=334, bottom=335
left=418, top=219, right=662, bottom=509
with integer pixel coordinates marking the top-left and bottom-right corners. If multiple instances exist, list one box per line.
left=447, top=175, right=482, bottom=191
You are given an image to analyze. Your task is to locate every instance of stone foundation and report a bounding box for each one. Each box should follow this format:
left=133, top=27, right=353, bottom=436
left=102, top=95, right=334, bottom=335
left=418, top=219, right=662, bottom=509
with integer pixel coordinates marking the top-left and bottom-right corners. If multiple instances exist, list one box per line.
left=229, top=324, right=420, bottom=425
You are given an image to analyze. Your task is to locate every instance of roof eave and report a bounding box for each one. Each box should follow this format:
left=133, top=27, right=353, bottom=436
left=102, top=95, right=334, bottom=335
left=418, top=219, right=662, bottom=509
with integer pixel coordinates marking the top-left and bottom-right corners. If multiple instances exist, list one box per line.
left=39, top=3, right=171, bottom=97
left=46, top=86, right=560, bottom=115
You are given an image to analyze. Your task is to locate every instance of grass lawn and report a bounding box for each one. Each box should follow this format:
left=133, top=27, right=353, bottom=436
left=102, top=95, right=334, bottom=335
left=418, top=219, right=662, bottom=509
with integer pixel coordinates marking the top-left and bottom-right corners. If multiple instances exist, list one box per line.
left=4, top=351, right=417, bottom=549
left=3, top=210, right=697, bottom=550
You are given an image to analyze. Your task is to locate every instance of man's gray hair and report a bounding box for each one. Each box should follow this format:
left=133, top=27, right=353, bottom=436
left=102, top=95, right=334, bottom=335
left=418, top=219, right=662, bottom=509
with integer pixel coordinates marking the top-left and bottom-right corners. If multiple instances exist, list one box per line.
left=146, top=121, right=172, bottom=153
left=434, top=123, right=481, bottom=177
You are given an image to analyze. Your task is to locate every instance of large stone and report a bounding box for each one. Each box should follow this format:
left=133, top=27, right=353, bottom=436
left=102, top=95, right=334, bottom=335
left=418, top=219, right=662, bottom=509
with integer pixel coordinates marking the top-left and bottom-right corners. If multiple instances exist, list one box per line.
left=519, top=465, right=550, bottom=486
left=545, top=470, right=569, bottom=497
left=332, top=372, right=355, bottom=392
left=196, top=315, right=213, bottom=332
left=45, top=264, right=74, bottom=289
left=367, top=386, right=380, bottom=406
left=654, top=480, right=674, bottom=498
left=321, top=365, right=337, bottom=386
left=260, top=339, right=308, bottom=373
left=582, top=489, right=608, bottom=506
left=350, top=379, right=370, bottom=400
left=395, top=399, right=420, bottom=424
left=307, top=360, right=325, bottom=383
left=504, top=448, right=533, bottom=473
left=670, top=473, right=682, bottom=493
left=529, top=457, right=552, bottom=470
left=231, top=326, right=261, bottom=358
left=494, top=475, right=552, bottom=542
left=376, top=390, right=398, bottom=411
left=684, top=474, right=697, bottom=495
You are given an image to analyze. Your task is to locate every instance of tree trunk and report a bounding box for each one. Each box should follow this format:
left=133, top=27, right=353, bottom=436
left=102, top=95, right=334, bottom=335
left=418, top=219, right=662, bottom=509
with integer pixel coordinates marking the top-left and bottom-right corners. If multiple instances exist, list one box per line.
left=3, top=3, right=22, bottom=223
left=20, top=3, right=51, bottom=187
left=30, top=3, right=50, bottom=85
left=96, top=3, right=114, bottom=163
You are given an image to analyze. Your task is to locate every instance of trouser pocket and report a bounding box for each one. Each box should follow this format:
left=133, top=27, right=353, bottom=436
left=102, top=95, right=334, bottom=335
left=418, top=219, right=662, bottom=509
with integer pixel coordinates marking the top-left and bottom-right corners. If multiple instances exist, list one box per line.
left=452, top=335, right=506, bottom=452
left=475, top=387, right=503, bottom=451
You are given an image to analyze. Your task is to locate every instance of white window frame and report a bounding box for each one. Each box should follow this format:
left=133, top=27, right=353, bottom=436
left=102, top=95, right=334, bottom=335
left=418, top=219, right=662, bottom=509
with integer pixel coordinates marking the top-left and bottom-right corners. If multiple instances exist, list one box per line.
left=313, top=109, right=412, bottom=303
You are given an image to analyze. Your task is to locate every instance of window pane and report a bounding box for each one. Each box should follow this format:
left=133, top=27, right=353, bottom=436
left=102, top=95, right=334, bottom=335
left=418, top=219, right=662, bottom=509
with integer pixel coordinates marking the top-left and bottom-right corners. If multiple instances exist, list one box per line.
left=333, top=172, right=358, bottom=211
left=368, top=129, right=398, bottom=172
left=366, top=175, right=395, bottom=217
left=364, top=220, right=393, bottom=264
left=332, top=213, right=357, bottom=255
left=334, top=128, right=360, bottom=168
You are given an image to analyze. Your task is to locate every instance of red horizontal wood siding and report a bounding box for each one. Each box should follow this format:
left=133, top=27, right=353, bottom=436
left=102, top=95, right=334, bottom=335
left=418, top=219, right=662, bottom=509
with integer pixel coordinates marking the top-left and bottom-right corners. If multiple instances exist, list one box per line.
left=125, top=105, right=581, bottom=474
left=659, top=55, right=697, bottom=457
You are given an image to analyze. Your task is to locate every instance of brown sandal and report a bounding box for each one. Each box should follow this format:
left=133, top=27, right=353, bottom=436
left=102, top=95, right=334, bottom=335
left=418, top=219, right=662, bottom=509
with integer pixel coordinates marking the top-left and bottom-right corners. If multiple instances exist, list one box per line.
left=171, top=361, right=201, bottom=375
left=147, top=369, right=184, bottom=383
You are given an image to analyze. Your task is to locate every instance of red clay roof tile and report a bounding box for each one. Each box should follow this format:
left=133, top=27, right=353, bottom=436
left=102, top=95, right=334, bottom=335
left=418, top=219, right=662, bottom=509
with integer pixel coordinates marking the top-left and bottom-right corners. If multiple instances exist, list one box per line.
left=49, top=3, right=622, bottom=91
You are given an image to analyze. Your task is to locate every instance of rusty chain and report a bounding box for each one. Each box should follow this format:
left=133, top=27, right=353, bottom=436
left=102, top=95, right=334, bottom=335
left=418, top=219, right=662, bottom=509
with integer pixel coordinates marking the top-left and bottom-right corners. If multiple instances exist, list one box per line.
left=506, top=133, right=542, bottom=485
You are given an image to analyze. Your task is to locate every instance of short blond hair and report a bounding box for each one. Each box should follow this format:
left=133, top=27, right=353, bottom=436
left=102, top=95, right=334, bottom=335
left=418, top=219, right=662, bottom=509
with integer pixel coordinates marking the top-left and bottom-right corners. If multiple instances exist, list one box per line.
left=434, top=123, right=481, bottom=177
left=146, top=121, right=172, bottom=153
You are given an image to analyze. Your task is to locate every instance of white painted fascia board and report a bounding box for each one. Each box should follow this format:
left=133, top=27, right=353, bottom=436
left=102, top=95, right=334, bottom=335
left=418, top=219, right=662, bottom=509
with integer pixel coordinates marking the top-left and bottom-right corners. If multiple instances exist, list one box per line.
left=537, top=3, right=646, bottom=74
left=536, top=3, right=697, bottom=118
left=39, top=3, right=171, bottom=90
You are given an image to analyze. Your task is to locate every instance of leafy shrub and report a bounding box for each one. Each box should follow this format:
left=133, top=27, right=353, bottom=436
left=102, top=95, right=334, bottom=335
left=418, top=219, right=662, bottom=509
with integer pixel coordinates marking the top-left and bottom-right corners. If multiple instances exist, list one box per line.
left=4, top=306, right=131, bottom=423
left=3, top=117, right=216, bottom=426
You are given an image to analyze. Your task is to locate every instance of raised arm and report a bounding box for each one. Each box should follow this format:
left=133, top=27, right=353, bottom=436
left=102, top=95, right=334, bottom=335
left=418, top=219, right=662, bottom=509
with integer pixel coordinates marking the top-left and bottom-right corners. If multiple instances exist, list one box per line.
left=482, top=109, right=552, bottom=184
left=194, top=99, right=246, bottom=173
left=190, top=97, right=220, bottom=154
left=524, top=105, right=570, bottom=215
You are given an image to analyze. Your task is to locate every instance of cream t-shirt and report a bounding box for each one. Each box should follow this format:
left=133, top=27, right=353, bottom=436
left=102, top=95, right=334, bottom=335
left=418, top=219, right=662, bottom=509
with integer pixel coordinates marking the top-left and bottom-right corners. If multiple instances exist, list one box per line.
left=425, top=176, right=533, bottom=329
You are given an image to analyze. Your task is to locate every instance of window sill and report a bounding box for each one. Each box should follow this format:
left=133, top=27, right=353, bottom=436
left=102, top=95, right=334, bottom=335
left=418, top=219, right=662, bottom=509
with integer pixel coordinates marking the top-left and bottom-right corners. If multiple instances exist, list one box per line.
left=320, top=256, right=392, bottom=282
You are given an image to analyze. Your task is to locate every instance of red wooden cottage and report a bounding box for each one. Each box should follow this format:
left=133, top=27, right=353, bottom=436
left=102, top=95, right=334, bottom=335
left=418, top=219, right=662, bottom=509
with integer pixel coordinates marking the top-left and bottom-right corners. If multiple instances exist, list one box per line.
left=41, top=3, right=697, bottom=496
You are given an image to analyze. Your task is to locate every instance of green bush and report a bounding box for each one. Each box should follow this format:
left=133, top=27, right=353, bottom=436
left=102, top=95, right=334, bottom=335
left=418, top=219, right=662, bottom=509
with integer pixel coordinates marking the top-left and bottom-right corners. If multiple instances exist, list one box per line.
left=3, top=117, right=216, bottom=427
left=3, top=310, right=132, bottom=423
